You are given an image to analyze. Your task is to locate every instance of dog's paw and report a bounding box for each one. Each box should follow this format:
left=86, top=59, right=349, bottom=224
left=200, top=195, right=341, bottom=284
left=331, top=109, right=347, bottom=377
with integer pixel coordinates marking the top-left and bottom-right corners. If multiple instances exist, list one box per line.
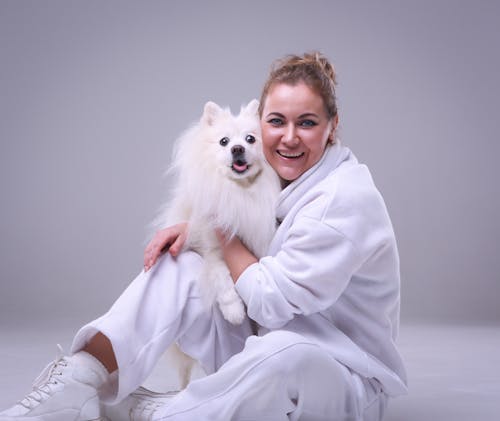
left=221, top=302, right=246, bottom=325
left=218, top=289, right=246, bottom=325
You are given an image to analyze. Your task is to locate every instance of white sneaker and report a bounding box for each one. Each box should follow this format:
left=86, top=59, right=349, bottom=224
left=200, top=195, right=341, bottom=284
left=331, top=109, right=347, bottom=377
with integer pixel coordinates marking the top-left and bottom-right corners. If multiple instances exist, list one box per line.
left=0, top=345, right=107, bottom=421
left=103, top=386, right=178, bottom=421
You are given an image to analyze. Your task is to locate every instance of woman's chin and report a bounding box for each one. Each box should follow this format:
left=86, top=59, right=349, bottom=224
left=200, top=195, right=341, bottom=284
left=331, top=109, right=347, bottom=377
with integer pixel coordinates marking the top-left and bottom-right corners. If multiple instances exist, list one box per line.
left=276, top=168, right=303, bottom=184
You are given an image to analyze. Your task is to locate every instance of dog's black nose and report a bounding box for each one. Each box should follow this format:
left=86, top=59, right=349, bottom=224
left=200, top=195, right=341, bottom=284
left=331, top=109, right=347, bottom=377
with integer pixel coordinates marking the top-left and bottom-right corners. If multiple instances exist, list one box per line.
left=231, top=145, right=245, bottom=156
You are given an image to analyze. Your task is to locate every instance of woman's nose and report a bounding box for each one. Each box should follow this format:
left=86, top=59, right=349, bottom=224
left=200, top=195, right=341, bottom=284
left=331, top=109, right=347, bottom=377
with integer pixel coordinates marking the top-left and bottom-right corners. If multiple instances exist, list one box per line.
left=282, top=123, right=299, bottom=145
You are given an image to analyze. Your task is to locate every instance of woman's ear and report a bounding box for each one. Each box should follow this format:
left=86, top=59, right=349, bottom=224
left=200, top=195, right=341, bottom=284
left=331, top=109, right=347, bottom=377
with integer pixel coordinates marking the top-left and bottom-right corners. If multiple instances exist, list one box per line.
left=328, top=114, right=339, bottom=144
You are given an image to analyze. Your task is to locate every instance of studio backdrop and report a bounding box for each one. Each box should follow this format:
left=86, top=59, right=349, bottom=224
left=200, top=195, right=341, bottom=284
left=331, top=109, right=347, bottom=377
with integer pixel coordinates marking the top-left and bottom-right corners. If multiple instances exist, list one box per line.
left=0, top=0, right=499, bottom=328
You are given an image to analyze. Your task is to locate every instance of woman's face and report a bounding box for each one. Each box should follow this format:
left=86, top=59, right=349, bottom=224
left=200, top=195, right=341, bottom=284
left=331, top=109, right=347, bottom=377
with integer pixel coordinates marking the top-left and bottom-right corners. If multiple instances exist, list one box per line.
left=260, top=82, right=337, bottom=185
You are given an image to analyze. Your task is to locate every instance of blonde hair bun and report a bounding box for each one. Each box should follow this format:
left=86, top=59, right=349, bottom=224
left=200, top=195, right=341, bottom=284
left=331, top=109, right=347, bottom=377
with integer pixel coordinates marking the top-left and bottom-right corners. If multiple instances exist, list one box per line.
left=259, top=51, right=338, bottom=119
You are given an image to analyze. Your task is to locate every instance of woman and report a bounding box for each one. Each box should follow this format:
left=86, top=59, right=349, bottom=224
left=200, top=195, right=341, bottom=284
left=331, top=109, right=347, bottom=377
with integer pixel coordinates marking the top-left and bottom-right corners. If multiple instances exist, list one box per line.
left=0, top=52, right=407, bottom=421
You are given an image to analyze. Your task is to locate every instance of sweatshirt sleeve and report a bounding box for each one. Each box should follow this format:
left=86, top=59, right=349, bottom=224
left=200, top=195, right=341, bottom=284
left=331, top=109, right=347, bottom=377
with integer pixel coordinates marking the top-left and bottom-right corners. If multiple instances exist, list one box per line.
left=235, top=215, right=364, bottom=329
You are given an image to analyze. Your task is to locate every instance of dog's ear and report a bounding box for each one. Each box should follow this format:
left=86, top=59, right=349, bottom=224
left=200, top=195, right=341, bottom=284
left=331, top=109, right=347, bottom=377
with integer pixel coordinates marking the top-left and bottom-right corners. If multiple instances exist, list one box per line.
left=241, top=99, right=259, bottom=117
left=202, top=101, right=224, bottom=126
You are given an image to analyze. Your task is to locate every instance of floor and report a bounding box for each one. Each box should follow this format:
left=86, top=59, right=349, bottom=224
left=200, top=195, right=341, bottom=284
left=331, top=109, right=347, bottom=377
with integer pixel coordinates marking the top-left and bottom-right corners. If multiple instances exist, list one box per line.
left=0, top=323, right=499, bottom=420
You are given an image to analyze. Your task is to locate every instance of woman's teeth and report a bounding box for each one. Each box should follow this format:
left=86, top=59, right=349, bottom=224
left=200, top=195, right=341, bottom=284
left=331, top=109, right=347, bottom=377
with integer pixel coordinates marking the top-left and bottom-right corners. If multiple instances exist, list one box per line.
left=278, top=151, right=304, bottom=158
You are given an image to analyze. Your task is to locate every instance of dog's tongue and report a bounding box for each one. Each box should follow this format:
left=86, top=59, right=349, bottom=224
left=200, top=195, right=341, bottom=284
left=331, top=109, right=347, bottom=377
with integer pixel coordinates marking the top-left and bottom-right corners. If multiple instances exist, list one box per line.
left=233, top=162, right=248, bottom=172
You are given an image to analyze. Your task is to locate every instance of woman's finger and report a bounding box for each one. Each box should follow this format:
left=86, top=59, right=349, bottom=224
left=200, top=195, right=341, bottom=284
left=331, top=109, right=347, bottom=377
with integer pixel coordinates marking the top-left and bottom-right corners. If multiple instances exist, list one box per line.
left=168, top=230, right=185, bottom=257
left=144, top=229, right=170, bottom=270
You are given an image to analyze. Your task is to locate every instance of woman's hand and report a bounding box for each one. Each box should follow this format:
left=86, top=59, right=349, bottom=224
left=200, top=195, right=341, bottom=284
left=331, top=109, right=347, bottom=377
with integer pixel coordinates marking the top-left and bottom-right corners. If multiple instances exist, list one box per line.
left=144, top=222, right=188, bottom=271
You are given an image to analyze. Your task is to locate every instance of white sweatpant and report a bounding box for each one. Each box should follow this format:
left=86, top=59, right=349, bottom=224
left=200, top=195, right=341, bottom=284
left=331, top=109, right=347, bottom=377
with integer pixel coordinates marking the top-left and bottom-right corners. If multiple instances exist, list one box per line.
left=71, top=252, right=387, bottom=421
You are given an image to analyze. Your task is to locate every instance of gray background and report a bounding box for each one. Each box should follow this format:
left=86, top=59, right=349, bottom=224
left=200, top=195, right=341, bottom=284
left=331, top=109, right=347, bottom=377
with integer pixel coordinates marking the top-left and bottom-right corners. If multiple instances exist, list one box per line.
left=1, top=0, right=499, bottom=330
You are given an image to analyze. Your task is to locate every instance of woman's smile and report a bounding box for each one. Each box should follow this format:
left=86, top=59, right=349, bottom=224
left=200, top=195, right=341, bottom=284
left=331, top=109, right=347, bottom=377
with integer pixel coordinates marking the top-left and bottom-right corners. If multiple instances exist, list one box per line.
left=277, top=150, right=305, bottom=159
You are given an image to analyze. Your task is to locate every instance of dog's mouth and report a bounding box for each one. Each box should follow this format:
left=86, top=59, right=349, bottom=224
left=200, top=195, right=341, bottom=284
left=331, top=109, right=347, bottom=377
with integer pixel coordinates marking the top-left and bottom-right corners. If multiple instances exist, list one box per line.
left=231, top=159, right=250, bottom=174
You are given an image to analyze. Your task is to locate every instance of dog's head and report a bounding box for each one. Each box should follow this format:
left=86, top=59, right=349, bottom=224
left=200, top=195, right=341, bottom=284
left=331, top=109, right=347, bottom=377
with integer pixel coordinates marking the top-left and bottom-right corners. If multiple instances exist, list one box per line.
left=200, top=99, right=265, bottom=182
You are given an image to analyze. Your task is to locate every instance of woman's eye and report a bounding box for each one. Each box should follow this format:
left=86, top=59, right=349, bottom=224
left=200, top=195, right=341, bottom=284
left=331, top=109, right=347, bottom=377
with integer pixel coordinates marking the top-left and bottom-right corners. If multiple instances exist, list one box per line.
left=219, top=137, right=230, bottom=146
left=268, top=118, right=283, bottom=126
left=299, top=120, right=317, bottom=127
left=245, top=134, right=256, bottom=144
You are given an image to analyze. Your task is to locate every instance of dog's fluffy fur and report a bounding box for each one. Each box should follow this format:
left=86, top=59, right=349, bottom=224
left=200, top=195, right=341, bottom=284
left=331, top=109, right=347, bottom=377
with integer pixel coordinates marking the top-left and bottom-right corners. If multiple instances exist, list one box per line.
left=155, top=100, right=280, bottom=387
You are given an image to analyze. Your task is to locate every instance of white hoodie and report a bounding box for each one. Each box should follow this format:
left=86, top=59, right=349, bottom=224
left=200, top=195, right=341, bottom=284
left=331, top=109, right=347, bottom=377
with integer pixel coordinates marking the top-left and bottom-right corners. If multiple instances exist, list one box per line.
left=235, top=142, right=408, bottom=397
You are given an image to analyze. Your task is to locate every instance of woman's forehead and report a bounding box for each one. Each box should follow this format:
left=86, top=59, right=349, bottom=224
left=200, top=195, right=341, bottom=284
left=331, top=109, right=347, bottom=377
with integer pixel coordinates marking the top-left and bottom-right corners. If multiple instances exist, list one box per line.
left=263, top=83, right=326, bottom=116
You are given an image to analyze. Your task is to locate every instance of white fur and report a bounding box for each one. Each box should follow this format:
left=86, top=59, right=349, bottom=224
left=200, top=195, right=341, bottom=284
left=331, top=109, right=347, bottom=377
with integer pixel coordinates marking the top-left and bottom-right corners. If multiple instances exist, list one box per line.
left=154, top=99, right=280, bottom=387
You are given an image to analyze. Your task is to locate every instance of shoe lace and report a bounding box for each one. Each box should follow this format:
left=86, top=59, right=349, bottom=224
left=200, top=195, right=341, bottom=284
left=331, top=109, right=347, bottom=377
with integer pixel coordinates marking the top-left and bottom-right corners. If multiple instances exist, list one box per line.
left=17, top=344, right=69, bottom=410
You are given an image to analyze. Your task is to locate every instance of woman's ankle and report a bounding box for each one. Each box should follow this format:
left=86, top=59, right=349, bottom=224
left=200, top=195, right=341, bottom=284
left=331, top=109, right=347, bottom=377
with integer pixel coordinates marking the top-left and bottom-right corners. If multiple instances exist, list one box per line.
left=82, top=332, right=118, bottom=373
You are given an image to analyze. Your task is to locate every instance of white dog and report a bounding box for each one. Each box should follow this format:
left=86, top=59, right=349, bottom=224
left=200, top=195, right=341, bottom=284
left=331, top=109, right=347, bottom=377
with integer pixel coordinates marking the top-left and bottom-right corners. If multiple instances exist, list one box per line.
left=155, top=99, right=280, bottom=387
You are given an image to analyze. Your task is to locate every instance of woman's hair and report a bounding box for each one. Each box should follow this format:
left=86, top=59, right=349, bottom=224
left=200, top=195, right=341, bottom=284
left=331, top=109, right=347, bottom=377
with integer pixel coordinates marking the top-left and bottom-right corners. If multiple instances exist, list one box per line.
left=258, top=51, right=338, bottom=119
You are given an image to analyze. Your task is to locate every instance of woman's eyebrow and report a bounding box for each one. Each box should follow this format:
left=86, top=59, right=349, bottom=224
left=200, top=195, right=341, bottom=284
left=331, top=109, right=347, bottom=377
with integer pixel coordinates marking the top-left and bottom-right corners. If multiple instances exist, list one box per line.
left=298, top=113, right=319, bottom=119
left=265, top=112, right=285, bottom=119
left=265, top=112, right=319, bottom=119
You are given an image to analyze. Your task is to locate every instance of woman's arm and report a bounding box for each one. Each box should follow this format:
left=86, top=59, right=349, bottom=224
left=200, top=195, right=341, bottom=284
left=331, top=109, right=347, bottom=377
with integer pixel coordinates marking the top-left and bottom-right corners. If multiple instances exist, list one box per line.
left=232, top=216, right=367, bottom=329
left=216, top=229, right=258, bottom=283
left=144, top=223, right=256, bottom=276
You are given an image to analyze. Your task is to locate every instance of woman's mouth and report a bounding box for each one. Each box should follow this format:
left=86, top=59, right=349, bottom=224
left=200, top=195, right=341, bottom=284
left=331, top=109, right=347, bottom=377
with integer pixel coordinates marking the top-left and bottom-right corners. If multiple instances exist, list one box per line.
left=277, top=150, right=305, bottom=159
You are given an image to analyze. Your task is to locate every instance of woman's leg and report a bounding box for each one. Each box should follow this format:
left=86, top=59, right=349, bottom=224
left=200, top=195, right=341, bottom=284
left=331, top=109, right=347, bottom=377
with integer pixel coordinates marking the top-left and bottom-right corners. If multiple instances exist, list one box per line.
left=0, top=251, right=254, bottom=420
left=71, top=251, right=254, bottom=404
left=82, top=332, right=118, bottom=373
left=150, top=330, right=385, bottom=421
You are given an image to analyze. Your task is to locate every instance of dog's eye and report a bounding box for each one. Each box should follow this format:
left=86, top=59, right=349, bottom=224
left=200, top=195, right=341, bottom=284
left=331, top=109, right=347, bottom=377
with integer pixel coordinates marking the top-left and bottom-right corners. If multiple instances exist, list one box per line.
left=245, top=135, right=256, bottom=144
left=219, top=137, right=229, bottom=146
